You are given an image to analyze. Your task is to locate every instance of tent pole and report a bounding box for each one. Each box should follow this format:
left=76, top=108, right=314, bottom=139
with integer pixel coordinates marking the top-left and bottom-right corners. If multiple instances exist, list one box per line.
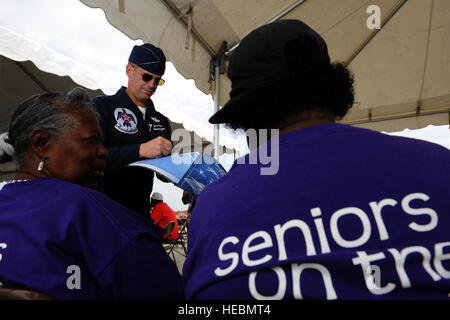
left=345, top=108, right=449, bottom=126
left=226, top=0, right=307, bottom=55
left=160, top=0, right=216, bottom=56
left=345, top=0, right=408, bottom=66
left=214, top=65, right=220, bottom=160
left=211, top=41, right=227, bottom=160
left=14, top=61, right=50, bottom=92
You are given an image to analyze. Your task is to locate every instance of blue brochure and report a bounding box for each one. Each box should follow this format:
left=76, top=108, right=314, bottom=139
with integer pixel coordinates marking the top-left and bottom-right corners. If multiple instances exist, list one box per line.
left=129, top=152, right=227, bottom=198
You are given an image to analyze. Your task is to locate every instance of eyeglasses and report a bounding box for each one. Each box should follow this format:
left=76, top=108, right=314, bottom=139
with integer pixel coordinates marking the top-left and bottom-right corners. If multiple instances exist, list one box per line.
left=133, top=67, right=165, bottom=86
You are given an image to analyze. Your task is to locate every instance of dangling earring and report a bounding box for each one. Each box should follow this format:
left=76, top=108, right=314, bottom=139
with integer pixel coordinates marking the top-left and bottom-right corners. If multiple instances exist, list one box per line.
left=37, top=159, right=44, bottom=172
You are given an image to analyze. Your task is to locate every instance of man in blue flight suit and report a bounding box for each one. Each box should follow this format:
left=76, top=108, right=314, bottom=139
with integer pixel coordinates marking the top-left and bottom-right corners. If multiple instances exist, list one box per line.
left=92, top=43, right=173, bottom=217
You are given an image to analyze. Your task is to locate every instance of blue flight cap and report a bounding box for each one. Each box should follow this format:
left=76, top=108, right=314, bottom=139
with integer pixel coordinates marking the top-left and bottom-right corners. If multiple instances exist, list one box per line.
left=129, top=43, right=166, bottom=76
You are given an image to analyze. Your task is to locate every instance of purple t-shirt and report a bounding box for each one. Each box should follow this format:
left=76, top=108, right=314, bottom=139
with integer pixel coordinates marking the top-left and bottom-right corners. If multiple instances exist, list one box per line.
left=183, top=124, right=450, bottom=299
left=0, top=178, right=184, bottom=299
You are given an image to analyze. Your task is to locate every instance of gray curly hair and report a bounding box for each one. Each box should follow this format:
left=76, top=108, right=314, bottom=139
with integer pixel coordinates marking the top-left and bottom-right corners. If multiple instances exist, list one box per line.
left=8, top=87, right=98, bottom=164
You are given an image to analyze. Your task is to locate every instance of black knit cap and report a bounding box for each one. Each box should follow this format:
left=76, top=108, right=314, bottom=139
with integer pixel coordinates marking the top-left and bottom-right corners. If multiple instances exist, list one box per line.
left=129, top=43, right=166, bottom=76
left=209, top=19, right=331, bottom=124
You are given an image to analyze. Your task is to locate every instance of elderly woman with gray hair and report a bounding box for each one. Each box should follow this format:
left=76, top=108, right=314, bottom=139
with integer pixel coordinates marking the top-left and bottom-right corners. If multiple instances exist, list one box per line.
left=0, top=88, right=184, bottom=300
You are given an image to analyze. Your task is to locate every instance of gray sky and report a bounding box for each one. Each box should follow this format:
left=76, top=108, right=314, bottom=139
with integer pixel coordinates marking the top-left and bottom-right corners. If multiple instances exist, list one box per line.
left=0, top=0, right=135, bottom=75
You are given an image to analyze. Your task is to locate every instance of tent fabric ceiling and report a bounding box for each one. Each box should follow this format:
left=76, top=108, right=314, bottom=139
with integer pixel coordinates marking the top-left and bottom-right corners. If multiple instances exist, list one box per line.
left=81, top=0, right=449, bottom=131
left=0, top=56, right=103, bottom=132
left=0, top=25, right=105, bottom=132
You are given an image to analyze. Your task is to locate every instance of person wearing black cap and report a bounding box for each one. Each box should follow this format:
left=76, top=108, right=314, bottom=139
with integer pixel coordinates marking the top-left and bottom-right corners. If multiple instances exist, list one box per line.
left=92, top=43, right=173, bottom=217
left=183, top=20, right=450, bottom=299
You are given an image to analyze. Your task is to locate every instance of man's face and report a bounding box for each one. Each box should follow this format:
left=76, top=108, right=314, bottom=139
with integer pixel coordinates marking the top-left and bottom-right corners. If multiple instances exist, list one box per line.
left=126, top=63, right=163, bottom=104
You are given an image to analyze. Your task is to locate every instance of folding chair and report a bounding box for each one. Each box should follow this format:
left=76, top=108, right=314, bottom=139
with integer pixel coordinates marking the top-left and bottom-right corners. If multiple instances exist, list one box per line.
left=164, top=212, right=190, bottom=267
left=162, top=221, right=175, bottom=238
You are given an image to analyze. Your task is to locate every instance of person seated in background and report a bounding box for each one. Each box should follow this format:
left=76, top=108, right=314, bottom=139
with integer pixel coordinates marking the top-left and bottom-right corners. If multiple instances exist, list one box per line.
left=182, top=19, right=450, bottom=300
left=182, top=190, right=196, bottom=216
left=0, top=88, right=184, bottom=300
left=150, top=192, right=179, bottom=241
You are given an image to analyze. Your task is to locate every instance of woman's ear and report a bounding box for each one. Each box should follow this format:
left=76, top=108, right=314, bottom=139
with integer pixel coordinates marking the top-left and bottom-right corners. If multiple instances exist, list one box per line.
left=29, top=128, right=51, bottom=158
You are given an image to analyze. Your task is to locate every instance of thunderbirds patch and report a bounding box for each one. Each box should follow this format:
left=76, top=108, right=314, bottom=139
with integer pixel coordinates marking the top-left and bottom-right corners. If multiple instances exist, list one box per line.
left=114, top=108, right=138, bottom=134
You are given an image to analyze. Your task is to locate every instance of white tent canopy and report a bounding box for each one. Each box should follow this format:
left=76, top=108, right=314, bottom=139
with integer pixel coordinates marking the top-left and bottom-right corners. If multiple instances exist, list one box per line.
left=81, top=0, right=449, bottom=132
left=0, top=26, right=104, bottom=130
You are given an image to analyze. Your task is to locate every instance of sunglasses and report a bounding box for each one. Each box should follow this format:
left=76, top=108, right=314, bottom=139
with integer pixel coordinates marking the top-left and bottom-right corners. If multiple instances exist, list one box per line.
left=133, top=67, right=165, bottom=86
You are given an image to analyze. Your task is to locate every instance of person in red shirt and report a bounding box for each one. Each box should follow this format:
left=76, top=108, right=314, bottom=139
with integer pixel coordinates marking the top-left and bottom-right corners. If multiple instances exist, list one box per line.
left=150, top=192, right=179, bottom=240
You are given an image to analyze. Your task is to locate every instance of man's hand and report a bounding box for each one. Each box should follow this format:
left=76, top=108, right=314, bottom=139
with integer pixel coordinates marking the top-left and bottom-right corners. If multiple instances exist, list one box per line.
left=139, top=136, right=172, bottom=158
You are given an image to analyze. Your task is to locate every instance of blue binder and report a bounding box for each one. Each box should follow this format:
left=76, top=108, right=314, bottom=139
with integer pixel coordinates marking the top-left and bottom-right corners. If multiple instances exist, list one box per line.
left=129, top=152, right=227, bottom=198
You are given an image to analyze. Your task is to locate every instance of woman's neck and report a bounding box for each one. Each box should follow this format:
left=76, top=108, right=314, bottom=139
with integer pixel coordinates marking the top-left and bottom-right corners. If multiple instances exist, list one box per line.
left=280, top=118, right=335, bottom=135
left=14, top=169, right=44, bottom=180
